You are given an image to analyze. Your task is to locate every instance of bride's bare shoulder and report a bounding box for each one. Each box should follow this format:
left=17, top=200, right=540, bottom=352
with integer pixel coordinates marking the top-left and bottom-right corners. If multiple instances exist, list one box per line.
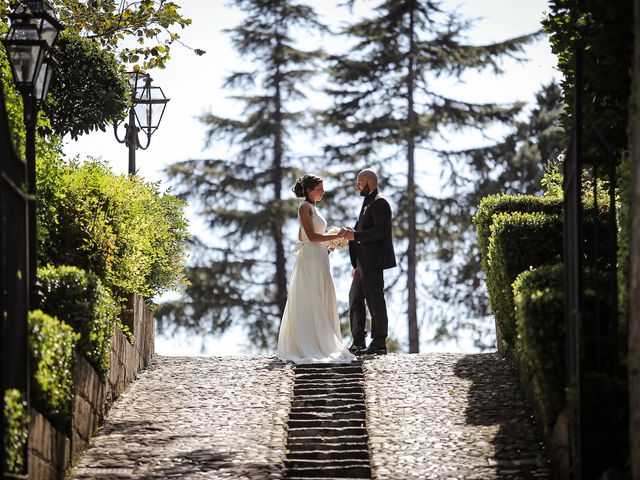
left=298, top=202, right=312, bottom=215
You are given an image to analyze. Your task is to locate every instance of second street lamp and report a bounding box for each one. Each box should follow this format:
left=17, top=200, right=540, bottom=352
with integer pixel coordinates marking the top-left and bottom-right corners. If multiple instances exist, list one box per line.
left=114, top=72, right=170, bottom=175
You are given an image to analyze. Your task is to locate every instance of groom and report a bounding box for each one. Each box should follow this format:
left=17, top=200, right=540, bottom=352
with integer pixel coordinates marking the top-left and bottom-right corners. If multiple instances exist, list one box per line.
left=343, top=169, right=396, bottom=355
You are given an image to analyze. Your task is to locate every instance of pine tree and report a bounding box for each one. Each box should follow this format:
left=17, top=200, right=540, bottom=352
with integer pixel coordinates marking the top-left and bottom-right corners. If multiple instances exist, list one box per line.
left=322, top=0, right=539, bottom=352
left=430, top=82, right=566, bottom=349
left=159, top=0, right=324, bottom=349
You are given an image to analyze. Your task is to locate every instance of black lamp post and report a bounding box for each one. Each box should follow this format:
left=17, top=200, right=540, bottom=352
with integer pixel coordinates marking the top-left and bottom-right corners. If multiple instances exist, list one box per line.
left=114, top=72, right=169, bottom=174
left=2, top=0, right=62, bottom=309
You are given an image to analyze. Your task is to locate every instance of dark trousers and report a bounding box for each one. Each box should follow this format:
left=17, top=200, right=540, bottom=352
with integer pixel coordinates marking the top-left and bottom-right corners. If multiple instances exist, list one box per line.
left=349, top=263, right=388, bottom=346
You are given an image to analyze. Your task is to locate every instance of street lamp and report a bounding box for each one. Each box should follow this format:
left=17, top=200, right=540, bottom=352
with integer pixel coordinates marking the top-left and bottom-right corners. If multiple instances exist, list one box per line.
left=114, top=72, right=170, bottom=174
left=2, top=0, right=62, bottom=309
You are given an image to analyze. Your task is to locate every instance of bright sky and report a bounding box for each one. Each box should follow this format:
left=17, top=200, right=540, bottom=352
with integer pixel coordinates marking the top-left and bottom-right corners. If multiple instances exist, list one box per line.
left=63, top=0, right=560, bottom=356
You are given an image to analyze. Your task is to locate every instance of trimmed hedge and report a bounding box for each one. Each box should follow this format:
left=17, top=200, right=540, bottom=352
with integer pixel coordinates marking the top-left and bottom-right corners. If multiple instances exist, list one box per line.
left=474, top=193, right=563, bottom=274
left=39, top=265, right=119, bottom=377
left=3, top=389, right=28, bottom=474
left=486, top=211, right=563, bottom=347
left=513, top=263, right=565, bottom=435
left=29, top=310, right=79, bottom=431
left=514, top=264, right=627, bottom=470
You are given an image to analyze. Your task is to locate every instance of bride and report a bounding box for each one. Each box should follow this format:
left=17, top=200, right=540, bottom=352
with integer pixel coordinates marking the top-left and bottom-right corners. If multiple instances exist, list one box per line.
left=277, top=174, right=356, bottom=364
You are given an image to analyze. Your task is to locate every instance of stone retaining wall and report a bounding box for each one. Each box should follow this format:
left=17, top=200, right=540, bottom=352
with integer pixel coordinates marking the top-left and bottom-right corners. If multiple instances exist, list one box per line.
left=28, top=294, right=155, bottom=479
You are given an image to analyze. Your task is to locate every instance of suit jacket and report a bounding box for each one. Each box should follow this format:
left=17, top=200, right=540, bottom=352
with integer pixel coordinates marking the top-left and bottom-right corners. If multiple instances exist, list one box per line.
left=349, top=190, right=396, bottom=270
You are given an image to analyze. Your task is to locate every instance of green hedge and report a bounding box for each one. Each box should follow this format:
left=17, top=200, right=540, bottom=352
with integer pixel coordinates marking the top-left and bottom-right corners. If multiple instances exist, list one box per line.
left=486, top=211, right=563, bottom=347
left=29, top=310, right=79, bottom=431
left=514, top=264, right=627, bottom=470
left=3, top=389, right=28, bottom=475
left=37, top=156, right=189, bottom=301
left=513, top=264, right=565, bottom=435
left=39, top=265, right=119, bottom=377
left=474, top=193, right=562, bottom=274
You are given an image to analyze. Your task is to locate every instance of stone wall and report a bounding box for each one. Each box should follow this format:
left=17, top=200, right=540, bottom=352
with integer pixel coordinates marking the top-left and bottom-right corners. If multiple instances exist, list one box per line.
left=28, top=294, right=155, bottom=479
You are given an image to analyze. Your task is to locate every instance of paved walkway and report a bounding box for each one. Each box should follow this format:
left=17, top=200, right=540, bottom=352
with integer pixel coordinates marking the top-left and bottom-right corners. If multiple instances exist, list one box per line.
left=365, top=353, right=550, bottom=479
left=69, top=356, right=294, bottom=479
left=68, top=353, right=550, bottom=479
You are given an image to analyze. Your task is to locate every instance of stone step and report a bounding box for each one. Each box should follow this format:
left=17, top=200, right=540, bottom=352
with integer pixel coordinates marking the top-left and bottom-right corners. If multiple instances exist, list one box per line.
left=295, top=367, right=363, bottom=375
left=287, top=450, right=370, bottom=461
left=290, top=404, right=366, bottom=413
left=292, top=392, right=363, bottom=401
left=287, top=426, right=368, bottom=438
left=295, top=374, right=363, bottom=382
left=284, top=464, right=371, bottom=478
left=294, top=378, right=364, bottom=387
left=295, top=363, right=361, bottom=369
left=293, top=386, right=364, bottom=396
left=287, top=418, right=366, bottom=429
left=286, top=478, right=370, bottom=480
left=295, top=372, right=364, bottom=379
left=286, top=441, right=369, bottom=452
left=288, top=411, right=366, bottom=421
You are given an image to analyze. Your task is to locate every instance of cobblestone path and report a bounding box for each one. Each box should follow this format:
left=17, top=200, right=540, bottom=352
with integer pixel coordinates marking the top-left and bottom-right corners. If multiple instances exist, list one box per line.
left=68, top=356, right=294, bottom=479
left=284, top=362, right=371, bottom=479
left=69, top=353, right=550, bottom=479
left=364, top=353, right=551, bottom=479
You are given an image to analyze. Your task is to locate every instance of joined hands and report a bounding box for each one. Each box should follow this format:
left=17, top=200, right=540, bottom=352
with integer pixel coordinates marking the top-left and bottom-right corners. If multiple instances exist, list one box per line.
left=338, top=227, right=356, bottom=241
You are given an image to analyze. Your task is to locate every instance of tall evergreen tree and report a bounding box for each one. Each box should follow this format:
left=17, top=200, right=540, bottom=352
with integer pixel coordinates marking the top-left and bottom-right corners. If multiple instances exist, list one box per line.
left=323, top=0, right=538, bottom=352
left=430, top=81, right=565, bottom=349
left=159, top=0, right=324, bottom=349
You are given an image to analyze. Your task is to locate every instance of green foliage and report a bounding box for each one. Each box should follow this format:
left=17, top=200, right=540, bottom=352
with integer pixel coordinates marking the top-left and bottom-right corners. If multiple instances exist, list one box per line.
left=29, top=310, right=79, bottom=431
left=47, top=32, right=128, bottom=139
left=542, top=0, right=633, bottom=157
left=37, top=156, right=189, bottom=302
left=514, top=265, right=627, bottom=470
left=513, top=264, right=565, bottom=435
left=38, top=265, right=119, bottom=377
left=540, top=154, right=564, bottom=199
left=486, top=211, right=564, bottom=347
left=473, top=194, right=563, bottom=274
left=0, top=0, right=201, bottom=71
left=3, top=389, right=28, bottom=474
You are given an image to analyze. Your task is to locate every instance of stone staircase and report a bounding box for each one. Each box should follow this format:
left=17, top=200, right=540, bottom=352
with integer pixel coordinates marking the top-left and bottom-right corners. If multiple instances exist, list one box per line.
left=284, top=362, right=371, bottom=479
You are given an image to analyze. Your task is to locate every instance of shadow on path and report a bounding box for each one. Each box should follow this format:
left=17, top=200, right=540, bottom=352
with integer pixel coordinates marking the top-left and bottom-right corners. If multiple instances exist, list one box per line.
left=454, top=353, right=551, bottom=479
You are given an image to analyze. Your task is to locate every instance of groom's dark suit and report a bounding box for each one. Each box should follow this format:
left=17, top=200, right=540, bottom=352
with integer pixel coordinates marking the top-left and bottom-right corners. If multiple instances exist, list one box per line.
left=348, top=189, right=396, bottom=348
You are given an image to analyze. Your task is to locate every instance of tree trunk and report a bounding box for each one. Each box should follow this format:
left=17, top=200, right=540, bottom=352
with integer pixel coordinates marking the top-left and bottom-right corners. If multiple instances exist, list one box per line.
left=273, top=32, right=288, bottom=318
left=406, top=4, right=419, bottom=353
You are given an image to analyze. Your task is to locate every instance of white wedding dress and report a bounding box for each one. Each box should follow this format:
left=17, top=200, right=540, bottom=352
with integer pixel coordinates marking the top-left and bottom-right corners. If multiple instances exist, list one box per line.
left=277, top=202, right=355, bottom=364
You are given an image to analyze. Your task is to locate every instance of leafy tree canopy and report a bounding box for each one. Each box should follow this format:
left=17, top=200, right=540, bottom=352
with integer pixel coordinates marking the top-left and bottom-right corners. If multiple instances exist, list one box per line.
left=0, top=0, right=203, bottom=70
left=47, top=32, right=129, bottom=139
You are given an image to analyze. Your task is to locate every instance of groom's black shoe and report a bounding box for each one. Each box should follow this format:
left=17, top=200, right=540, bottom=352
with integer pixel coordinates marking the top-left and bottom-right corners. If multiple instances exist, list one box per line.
left=364, top=342, right=387, bottom=355
left=349, top=342, right=366, bottom=355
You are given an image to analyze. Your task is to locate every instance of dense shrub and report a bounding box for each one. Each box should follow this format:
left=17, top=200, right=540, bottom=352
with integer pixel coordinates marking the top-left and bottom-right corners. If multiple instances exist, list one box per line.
left=486, top=211, right=564, bottom=347
left=473, top=194, right=562, bottom=274
left=29, top=310, right=79, bottom=431
left=39, top=265, right=119, bottom=377
left=513, top=264, right=565, bottom=434
left=47, top=32, right=128, bottom=140
left=3, top=389, right=28, bottom=474
left=514, top=264, right=627, bottom=471
left=37, top=156, right=189, bottom=302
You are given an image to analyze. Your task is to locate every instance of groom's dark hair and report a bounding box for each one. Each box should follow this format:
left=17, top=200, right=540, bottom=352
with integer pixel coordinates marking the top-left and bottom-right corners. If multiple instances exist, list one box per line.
left=293, top=174, right=322, bottom=201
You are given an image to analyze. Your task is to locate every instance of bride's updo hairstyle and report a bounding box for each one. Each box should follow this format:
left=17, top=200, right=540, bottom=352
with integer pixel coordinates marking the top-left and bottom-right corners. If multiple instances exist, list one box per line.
left=293, top=174, right=322, bottom=202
